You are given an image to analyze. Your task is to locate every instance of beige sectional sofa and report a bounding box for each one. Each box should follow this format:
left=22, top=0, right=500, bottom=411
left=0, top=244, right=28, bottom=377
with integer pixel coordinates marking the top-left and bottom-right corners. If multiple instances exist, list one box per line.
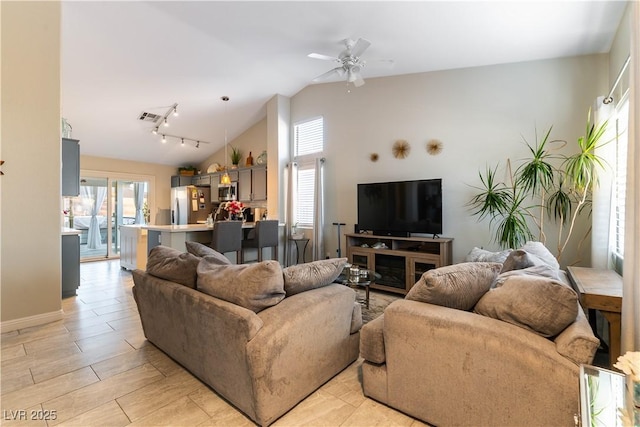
left=132, top=244, right=361, bottom=426
left=360, top=243, right=600, bottom=427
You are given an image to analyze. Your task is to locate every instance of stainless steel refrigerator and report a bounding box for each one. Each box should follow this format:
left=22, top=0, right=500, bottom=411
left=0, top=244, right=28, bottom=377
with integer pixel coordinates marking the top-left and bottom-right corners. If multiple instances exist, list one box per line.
left=171, top=185, right=212, bottom=225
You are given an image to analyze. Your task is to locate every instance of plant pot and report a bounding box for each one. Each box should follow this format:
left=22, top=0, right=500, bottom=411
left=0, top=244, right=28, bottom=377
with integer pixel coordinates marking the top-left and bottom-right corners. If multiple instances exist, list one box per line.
left=179, top=170, right=195, bottom=176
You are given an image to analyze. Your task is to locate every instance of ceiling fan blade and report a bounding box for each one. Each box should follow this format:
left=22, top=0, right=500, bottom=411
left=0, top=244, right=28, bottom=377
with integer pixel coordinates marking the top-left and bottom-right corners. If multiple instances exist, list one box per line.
left=312, top=67, right=344, bottom=83
left=349, top=38, right=371, bottom=57
left=308, top=53, right=340, bottom=62
left=364, top=59, right=395, bottom=68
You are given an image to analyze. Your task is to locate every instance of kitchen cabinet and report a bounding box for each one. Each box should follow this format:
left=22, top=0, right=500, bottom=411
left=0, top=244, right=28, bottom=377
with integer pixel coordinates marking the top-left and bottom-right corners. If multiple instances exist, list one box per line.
left=62, top=231, right=80, bottom=298
left=171, top=175, right=193, bottom=187
left=192, top=174, right=211, bottom=186
left=238, top=165, right=267, bottom=202
left=62, top=138, right=80, bottom=196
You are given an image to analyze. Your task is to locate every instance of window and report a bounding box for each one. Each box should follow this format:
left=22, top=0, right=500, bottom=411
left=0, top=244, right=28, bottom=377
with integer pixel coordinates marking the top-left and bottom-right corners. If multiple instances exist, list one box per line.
left=293, top=117, right=324, bottom=228
left=612, top=96, right=629, bottom=272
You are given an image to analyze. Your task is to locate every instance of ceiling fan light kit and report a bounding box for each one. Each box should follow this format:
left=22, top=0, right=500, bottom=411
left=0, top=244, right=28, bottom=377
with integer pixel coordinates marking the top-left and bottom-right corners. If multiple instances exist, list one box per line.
left=308, top=37, right=393, bottom=88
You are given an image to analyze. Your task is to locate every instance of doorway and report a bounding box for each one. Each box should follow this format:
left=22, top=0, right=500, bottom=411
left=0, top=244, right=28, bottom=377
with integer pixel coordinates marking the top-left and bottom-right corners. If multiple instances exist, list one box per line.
left=63, top=172, right=153, bottom=261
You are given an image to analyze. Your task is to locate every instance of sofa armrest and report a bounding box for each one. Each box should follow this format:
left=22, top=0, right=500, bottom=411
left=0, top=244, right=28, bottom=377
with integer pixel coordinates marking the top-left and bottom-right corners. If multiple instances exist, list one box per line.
left=554, top=303, right=599, bottom=365
left=360, top=314, right=385, bottom=364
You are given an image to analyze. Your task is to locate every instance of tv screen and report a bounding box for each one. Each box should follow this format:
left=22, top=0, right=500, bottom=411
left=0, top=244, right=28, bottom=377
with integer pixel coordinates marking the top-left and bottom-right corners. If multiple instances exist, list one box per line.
left=357, top=179, right=442, bottom=236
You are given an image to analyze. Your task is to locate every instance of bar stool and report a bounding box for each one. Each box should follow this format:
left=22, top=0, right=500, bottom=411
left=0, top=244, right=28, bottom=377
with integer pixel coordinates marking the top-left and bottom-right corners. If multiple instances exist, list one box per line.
left=240, top=220, right=278, bottom=263
left=209, top=220, right=243, bottom=263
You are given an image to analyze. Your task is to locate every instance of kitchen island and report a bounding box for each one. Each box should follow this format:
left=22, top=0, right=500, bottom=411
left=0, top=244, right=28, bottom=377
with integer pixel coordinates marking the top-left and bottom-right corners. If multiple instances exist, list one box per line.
left=143, top=223, right=258, bottom=254
left=121, top=222, right=284, bottom=268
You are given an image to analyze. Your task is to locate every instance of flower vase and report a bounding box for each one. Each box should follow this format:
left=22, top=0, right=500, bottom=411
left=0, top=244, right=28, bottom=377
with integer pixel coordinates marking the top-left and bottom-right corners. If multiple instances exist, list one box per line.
left=230, top=213, right=238, bottom=221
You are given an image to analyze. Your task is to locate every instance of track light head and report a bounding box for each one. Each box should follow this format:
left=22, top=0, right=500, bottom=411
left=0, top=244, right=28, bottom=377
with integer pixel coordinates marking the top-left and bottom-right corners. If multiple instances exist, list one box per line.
left=172, top=106, right=178, bottom=117
left=196, top=141, right=200, bottom=148
left=162, top=135, right=167, bottom=143
left=163, top=118, right=169, bottom=127
left=152, top=127, right=158, bottom=135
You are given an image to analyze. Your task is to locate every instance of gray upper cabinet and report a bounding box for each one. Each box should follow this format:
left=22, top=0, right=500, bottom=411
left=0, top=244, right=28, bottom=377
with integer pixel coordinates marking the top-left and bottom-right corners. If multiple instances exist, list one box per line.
left=62, top=138, right=80, bottom=196
left=171, top=175, right=193, bottom=187
left=238, top=166, right=267, bottom=202
left=192, top=174, right=211, bottom=186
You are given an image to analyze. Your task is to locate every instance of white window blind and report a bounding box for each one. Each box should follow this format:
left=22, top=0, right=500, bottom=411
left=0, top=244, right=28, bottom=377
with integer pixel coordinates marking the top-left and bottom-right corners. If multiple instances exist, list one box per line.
left=293, top=117, right=323, bottom=227
left=294, top=117, right=324, bottom=157
left=613, top=98, right=629, bottom=260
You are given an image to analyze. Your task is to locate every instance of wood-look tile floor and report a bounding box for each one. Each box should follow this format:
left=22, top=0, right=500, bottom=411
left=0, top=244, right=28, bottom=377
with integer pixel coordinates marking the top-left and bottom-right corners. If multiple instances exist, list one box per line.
left=1, top=260, right=427, bottom=427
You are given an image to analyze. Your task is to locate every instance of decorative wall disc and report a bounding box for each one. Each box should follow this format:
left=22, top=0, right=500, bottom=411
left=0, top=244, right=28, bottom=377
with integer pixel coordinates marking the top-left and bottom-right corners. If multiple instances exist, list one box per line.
left=426, top=139, right=443, bottom=155
left=392, top=139, right=410, bottom=159
left=370, top=153, right=379, bottom=162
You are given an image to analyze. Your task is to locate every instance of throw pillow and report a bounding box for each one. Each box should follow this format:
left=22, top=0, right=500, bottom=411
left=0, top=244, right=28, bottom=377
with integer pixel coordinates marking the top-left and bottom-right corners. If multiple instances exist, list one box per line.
left=521, top=241, right=560, bottom=270
left=474, top=274, right=579, bottom=337
left=197, top=259, right=285, bottom=313
left=405, top=262, right=503, bottom=311
left=185, top=241, right=231, bottom=265
left=464, top=247, right=512, bottom=264
left=282, top=258, right=347, bottom=296
left=492, top=264, right=561, bottom=288
left=500, top=249, right=547, bottom=273
left=146, top=245, right=200, bottom=289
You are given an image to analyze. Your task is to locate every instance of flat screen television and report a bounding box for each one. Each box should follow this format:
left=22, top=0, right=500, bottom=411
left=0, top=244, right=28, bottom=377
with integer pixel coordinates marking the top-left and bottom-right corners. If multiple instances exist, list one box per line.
left=357, top=179, right=442, bottom=237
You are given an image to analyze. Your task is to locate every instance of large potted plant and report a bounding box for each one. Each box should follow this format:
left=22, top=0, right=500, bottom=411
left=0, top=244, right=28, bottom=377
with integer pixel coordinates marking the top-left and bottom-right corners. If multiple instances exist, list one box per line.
left=468, top=110, right=610, bottom=261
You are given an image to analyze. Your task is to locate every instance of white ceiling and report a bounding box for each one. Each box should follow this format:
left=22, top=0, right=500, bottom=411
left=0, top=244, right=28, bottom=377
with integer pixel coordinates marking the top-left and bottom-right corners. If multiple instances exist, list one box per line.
left=61, top=1, right=628, bottom=168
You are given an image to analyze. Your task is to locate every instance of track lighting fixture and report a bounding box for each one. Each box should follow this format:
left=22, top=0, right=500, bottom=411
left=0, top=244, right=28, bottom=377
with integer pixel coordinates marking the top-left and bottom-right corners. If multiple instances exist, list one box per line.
left=143, top=102, right=211, bottom=148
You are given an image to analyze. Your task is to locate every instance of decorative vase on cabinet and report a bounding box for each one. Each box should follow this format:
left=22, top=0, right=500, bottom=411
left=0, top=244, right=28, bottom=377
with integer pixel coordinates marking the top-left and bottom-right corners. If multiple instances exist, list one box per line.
left=257, top=150, right=267, bottom=165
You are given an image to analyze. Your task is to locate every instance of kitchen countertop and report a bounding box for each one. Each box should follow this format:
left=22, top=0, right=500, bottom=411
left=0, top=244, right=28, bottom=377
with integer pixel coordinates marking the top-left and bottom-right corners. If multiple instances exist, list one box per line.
left=142, top=223, right=257, bottom=232
left=61, top=227, right=82, bottom=236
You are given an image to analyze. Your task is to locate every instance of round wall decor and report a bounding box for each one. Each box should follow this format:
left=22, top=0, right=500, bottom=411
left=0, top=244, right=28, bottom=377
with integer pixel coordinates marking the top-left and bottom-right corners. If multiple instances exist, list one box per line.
left=392, top=139, right=410, bottom=159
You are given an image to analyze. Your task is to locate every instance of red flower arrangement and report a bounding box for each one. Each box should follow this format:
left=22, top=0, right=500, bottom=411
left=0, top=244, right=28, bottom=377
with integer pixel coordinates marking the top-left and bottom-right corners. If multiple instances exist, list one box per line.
left=224, top=200, right=245, bottom=215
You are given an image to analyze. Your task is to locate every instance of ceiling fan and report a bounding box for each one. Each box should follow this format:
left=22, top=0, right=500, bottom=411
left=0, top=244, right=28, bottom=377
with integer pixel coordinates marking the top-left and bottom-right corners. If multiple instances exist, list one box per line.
left=308, top=38, right=393, bottom=88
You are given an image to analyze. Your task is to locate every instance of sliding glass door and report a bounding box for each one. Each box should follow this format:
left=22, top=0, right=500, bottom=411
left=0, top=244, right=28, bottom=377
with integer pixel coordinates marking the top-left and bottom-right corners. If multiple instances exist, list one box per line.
left=63, top=172, right=152, bottom=261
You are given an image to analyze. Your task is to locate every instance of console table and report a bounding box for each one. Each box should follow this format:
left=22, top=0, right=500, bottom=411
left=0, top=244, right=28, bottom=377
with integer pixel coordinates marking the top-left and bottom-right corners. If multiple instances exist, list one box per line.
left=567, top=266, right=623, bottom=368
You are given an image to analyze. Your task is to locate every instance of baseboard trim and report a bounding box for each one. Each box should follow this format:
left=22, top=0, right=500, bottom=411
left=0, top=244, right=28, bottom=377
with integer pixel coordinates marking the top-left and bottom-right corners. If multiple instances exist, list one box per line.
left=1, top=309, right=64, bottom=333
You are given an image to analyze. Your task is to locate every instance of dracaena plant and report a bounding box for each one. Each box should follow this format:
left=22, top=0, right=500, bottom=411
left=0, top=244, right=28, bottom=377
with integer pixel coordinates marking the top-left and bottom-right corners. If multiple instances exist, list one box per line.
left=468, top=109, right=610, bottom=262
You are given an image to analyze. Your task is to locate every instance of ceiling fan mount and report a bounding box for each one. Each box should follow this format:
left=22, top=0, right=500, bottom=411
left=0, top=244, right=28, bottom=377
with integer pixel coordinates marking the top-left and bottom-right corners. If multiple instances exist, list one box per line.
left=308, top=38, right=393, bottom=88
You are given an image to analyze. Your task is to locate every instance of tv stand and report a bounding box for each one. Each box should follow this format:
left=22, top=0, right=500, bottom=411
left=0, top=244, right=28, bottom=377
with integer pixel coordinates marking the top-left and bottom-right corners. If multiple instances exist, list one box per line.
left=345, top=233, right=453, bottom=295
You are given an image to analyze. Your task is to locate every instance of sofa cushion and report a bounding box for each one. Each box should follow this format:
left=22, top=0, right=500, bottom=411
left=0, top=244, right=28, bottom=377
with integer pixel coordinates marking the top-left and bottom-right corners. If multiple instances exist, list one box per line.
left=282, top=258, right=347, bottom=296
left=146, top=245, right=200, bottom=289
left=493, top=264, right=560, bottom=288
left=197, top=259, right=286, bottom=313
left=185, top=241, right=231, bottom=265
left=474, top=274, right=579, bottom=337
left=521, top=241, right=560, bottom=270
left=500, top=249, right=548, bottom=273
left=406, top=262, right=502, bottom=311
left=465, top=247, right=512, bottom=263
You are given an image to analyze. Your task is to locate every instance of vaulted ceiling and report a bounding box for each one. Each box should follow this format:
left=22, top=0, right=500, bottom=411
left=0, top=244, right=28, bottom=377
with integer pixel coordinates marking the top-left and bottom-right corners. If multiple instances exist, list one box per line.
left=61, top=1, right=628, bottom=167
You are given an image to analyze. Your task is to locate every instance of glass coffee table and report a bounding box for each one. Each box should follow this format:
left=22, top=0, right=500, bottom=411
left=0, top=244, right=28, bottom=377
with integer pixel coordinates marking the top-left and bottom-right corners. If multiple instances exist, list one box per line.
left=338, top=268, right=380, bottom=309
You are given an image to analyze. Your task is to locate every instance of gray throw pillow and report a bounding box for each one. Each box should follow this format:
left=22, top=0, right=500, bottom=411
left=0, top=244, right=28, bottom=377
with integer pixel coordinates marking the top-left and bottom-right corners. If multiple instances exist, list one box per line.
left=197, top=259, right=285, bottom=313
left=405, top=262, right=503, bottom=311
left=500, top=249, right=547, bottom=273
left=185, top=241, right=231, bottom=265
left=283, top=258, right=347, bottom=296
left=474, top=274, right=579, bottom=337
left=492, top=264, right=561, bottom=288
left=465, top=247, right=512, bottom=263
left=146, top=245, right=200, bottom=289
left=521, top=241, right=560, bottom=270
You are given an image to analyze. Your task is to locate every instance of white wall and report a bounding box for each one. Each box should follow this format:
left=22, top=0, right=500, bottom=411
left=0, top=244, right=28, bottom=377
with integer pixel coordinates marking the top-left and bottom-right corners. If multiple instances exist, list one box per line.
left=291, top=54, right=609, bottom=265
left=1, top=2, right=63, bottom=327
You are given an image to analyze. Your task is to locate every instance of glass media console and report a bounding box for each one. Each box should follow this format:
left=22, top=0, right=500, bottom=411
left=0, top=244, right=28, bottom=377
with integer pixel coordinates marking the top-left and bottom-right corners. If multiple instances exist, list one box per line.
left=345, top=233, right=453, bottom=295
